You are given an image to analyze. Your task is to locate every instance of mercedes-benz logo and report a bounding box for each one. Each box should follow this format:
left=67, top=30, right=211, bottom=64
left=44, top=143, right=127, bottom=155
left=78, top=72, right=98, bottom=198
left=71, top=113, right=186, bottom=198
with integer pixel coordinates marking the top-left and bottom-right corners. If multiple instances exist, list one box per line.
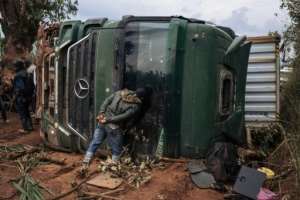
left=74, top=78, right=90, bottom=99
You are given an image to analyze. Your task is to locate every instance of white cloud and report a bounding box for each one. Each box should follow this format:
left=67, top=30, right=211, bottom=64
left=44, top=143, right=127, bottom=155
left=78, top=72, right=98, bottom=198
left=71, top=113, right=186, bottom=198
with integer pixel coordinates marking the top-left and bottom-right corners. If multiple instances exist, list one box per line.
left=73, top=0, right=288, bottom=36
left=220, top=7, right=259, bottom=36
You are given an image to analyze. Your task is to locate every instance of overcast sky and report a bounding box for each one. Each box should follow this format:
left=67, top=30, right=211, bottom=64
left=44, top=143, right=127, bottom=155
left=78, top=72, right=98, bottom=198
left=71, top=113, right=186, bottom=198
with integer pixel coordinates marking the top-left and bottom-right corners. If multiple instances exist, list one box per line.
left=73, top=0, right=289, bottom=36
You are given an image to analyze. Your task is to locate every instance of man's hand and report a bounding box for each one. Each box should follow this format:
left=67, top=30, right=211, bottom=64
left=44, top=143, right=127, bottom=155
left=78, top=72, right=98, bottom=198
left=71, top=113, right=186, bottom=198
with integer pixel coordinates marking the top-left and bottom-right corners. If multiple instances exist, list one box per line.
left=96, top=113, right=104, bottom=121
left=100, top=117, right=107, bottom=124
left=96, top=113, right=107, bottom=124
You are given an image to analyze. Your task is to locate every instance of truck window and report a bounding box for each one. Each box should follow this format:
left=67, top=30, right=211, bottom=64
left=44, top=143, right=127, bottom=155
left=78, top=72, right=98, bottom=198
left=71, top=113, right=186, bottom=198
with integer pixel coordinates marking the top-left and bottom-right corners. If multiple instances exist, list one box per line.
left=124, top=22, right=169, bottom=87
left=219, top=66, right=234, bottom=116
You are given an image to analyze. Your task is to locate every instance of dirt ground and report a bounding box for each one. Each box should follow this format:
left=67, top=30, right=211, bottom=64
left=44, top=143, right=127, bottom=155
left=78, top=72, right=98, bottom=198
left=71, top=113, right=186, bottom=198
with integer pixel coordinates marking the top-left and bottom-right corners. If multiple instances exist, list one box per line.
left=0, top=112, right=223, bottom=200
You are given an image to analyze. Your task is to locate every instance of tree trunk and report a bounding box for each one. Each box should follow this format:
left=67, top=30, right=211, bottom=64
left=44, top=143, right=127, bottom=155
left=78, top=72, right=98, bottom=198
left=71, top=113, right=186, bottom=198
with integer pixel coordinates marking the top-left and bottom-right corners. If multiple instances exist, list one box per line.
left=0, top=0, right=39, bottom=64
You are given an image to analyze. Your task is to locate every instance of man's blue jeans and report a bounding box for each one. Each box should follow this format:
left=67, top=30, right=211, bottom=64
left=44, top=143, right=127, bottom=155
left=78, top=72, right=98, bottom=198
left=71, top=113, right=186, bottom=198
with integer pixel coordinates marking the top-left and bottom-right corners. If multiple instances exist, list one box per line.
left=84, top=124, right=123, bottom=163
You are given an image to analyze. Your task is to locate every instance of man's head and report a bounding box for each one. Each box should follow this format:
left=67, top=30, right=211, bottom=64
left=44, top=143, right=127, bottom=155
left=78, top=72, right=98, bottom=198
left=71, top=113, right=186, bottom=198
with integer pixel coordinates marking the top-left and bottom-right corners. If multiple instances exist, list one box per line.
left=24, top=60, right=32, bottom=68
left=13, top=59, right=25, bottom=72
left=136, top=86, right=153, bottom=101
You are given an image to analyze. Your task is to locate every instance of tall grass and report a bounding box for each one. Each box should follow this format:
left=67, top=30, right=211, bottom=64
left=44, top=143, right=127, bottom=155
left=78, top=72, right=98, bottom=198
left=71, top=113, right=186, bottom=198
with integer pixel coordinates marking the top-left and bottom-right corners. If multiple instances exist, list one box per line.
left=280, top=61, right=300, bottom=191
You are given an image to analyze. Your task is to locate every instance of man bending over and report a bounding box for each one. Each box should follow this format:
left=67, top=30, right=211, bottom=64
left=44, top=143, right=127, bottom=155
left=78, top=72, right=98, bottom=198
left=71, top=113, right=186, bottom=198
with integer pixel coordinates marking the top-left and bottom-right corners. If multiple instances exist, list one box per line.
left=82, top=87, right=149, bottom=167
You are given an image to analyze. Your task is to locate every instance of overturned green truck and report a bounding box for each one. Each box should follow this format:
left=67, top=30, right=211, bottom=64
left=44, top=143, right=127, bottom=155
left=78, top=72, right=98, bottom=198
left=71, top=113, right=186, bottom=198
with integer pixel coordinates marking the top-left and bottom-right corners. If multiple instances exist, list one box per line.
left=40, top=16, right=251, bottom=158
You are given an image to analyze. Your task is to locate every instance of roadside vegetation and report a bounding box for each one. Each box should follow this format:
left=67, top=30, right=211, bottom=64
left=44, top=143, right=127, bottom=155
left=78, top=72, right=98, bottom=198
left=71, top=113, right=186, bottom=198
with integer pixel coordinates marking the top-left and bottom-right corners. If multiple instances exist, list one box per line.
left=0, top=0, right=78, bottom=64
left=280, top=0, right=300, bottom=192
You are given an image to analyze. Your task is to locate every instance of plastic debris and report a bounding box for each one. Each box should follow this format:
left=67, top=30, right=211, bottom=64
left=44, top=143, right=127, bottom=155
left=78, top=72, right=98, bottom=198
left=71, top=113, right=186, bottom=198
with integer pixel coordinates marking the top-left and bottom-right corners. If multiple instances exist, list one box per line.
left=233, top=166, right=266, bottom=200
left=257, top=188, right=277, bottom=200
left=191, top=171, right=216, bottom=189
left=257, top=167, right=275, bottom=179
left=187, top=160, right=207, bottom=174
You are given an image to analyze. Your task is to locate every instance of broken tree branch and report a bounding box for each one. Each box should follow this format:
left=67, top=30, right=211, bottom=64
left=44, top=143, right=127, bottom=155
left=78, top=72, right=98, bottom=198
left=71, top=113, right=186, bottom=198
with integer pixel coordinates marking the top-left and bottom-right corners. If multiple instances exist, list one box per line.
left=9, top=148, right=40, bottom=160
left=81, top=191, right=122, bottom=200
left=38, top=156, right=66, bottom=165
left=159, top=157, right=189, bottom=163
left=268, top=139, right=290, bottom=159
left=48, top=170, right=98, bottom=200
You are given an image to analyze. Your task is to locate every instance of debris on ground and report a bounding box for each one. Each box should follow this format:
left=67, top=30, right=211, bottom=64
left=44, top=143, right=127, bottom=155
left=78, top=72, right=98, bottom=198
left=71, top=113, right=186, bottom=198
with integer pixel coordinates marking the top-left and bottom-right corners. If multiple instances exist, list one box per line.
left=187, top=159, right=207, bottom=174
left=97, top=154, right=166, bottom=189
left=0, top=113, right=298, bottom=200
left=233, top=166, right=266, bottom=199
left=48, top=170, right=98, bottom=200
left=79, top=187, right=125, bottom=200
left=191, top=170, right=217, bottom=189
left=0, top=144, right=38, bottom=160
left=0, top=144, right=65, bottom=166
left=87, top=172, right=123, bottom=189
left=257, top=188, right=278, bottom=200
left=186, top=124, right=298, bottom=200
left=257, top=167, right=275, bottom=179
left=0, top=144, right=69, bottom=199
left=12, top=157, right=47, bottom=200
left=187, top=159, right=220, bottom=189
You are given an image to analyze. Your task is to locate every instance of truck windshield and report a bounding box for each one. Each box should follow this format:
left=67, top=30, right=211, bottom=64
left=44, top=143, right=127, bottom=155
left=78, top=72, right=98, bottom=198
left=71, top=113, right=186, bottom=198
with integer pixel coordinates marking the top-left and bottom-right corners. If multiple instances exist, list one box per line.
left=124, top=22, right=169, bottom=88
left=124, top=22, right=170, bottom=156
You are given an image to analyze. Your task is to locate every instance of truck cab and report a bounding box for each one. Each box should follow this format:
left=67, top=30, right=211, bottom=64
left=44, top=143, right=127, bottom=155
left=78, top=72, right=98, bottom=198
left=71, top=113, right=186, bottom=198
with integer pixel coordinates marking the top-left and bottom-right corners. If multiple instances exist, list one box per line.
left=40, top=16, right=251, bottom=158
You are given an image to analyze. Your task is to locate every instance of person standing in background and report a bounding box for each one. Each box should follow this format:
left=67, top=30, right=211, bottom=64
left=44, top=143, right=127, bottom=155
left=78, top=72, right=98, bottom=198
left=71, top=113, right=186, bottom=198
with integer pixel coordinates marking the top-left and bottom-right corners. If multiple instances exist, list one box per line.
left=13, top=60, right=34, bottom=133
left=25, top=60, right=37, bottom=113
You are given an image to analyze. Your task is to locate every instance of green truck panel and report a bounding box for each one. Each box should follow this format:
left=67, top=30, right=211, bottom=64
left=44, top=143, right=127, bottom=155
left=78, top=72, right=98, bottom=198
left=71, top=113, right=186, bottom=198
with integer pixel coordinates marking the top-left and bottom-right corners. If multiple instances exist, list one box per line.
left=41, top=16, right=251, bottom=158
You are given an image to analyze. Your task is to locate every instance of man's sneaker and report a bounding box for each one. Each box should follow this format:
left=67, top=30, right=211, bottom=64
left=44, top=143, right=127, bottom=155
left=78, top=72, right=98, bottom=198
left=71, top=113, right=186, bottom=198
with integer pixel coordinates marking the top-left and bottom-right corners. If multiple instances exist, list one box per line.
left=18, top=129, right=23, bottom=133
left=26, top=128, right=34, bottom=132
left=79, top=162, right=89, bottom=177
left=18, top=129, right=28, bottom=134
left=83, top=156, right=91, bottom=164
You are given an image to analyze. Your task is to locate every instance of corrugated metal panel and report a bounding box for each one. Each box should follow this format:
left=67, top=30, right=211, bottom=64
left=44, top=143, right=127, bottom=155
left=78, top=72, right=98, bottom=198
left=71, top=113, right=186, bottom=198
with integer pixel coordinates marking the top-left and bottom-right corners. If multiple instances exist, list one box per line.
left=249, top=53, right=276, bottom=62
left=246, top=83, right=276, bottom=92
left=245, top=36, right=280, bottom=124
left=280, top=65, right=293, bottom=83
left=250, top=43, right=276, bottom=53
left=248, top=63, right=276, bottom=73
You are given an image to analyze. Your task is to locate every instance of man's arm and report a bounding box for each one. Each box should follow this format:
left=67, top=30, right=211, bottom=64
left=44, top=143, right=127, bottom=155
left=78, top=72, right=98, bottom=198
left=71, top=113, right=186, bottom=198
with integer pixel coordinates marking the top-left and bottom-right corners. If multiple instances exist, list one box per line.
left=106, top=105, right=140, bottom=123
left=99, top=93, right=115, bottom=114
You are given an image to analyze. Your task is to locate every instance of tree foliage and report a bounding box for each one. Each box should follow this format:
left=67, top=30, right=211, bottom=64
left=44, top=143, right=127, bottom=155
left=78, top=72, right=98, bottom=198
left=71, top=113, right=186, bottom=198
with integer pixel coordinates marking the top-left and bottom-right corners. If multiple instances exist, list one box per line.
left=280, top=0, right=300, bottom=128
left=281, top=0, right=300, bottom=54
left=0, top=0, right=78, bottom=61
left=280, top=0, right=300, bottom=189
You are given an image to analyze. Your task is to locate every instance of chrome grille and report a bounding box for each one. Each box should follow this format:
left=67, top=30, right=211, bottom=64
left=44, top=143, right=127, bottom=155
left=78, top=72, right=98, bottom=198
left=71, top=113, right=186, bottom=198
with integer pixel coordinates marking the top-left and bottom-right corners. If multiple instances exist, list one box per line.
left=67, top=32, right=97, bottom=140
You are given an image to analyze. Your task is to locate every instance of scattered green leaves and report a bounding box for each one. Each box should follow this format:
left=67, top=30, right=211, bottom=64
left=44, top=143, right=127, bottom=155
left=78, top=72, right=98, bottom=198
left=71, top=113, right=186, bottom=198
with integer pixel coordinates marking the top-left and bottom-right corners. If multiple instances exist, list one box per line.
left=12, top=158, right=44, bottom=200
left=98, top=149, right=165, bottom=188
